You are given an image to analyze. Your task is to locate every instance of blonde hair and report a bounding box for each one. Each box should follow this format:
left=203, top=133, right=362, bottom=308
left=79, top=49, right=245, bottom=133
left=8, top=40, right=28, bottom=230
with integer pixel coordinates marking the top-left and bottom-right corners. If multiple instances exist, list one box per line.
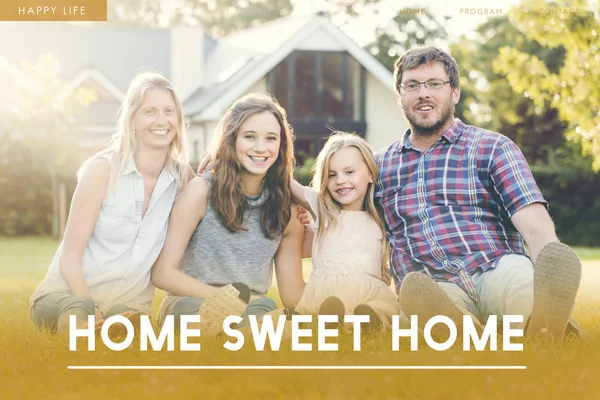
left=205, top=93, right=295, bottom=239
left=312, top=132, right=390, bottom=283
left=79, top=70, right=189, bottom=191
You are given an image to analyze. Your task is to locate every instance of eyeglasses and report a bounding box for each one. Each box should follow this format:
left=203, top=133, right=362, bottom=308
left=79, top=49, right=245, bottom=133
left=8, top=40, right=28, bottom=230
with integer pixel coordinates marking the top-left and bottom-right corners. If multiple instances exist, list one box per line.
left=400, top=79, right=451, bottom=92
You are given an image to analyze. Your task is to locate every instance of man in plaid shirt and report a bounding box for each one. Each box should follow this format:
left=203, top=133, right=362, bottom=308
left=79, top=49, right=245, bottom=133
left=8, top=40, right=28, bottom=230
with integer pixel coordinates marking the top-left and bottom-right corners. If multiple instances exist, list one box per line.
left=375, top=46, right=582, bottom=342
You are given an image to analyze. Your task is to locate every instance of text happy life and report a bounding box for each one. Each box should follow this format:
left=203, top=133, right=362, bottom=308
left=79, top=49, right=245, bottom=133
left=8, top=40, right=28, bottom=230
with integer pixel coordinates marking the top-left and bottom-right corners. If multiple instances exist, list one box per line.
left=18, top=6, right=86, bottom=15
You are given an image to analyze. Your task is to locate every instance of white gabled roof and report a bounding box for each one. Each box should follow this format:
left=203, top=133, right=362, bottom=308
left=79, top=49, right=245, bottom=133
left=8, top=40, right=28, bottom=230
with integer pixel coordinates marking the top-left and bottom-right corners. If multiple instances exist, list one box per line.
left=187, top=13, right=394, bottom=122
left=69, top=68, right=125, bottom=102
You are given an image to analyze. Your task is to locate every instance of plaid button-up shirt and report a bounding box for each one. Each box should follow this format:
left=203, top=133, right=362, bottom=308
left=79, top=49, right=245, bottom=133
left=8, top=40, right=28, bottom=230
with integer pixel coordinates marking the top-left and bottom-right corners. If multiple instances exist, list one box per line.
left=374, top=119, right=547, bottom=300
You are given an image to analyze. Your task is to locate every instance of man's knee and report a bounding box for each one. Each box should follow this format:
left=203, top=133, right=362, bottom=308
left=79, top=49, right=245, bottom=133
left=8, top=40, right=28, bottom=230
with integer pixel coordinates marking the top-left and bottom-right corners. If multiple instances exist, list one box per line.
left=479, top=258, right=535, bottom=320
left=437, top=282, right=478, bottom=317
left=492, top=254, right=534, bottom=283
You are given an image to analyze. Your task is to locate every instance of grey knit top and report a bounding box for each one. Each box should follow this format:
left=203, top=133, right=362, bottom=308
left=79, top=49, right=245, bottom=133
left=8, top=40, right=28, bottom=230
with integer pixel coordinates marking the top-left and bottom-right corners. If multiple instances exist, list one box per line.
left=178, top=173, right=282, bottom=296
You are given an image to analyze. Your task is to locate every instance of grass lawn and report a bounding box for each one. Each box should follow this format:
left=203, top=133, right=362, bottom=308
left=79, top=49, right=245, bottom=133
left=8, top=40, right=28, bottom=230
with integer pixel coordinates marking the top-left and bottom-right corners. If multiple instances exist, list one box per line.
left=1, top=236, right=599, bottom=399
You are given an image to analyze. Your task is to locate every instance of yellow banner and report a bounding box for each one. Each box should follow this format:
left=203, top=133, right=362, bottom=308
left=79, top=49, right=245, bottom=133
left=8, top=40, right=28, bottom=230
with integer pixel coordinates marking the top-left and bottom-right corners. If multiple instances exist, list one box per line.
left=0, top=0, right=106, bottom=21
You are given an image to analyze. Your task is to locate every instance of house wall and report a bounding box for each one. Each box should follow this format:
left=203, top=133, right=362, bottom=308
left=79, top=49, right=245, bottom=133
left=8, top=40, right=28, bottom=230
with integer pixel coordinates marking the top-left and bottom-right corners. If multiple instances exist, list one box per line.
left=187, top=123, right=209, bottom=164
left=364, top=73, right=408, bottom=152
left=171, top=26, right=205, bottom=101
left=296, top=26, right=345, bottom=51
left=192, top=77, right=269, bottom=160
left=244, top=77, right=268, bottom=95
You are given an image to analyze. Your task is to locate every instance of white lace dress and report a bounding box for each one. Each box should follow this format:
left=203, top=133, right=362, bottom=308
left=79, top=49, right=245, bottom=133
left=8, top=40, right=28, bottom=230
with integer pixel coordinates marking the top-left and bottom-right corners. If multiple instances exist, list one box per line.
left=295, top=188, right=400, bottom=322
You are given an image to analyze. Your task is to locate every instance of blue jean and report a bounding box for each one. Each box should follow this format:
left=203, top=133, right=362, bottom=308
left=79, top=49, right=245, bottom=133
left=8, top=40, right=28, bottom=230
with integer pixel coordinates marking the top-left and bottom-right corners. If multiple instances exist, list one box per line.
left=158, top=296, right=277, bottom=329
left=30, top=291, right=135, bottom=333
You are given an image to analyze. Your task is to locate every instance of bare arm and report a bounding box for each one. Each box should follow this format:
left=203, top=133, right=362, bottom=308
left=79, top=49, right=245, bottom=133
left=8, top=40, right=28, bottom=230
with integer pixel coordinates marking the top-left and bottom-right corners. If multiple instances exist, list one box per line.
left=300, top=217, right=315, bottom=259
left=59, top=158, right=109, bottom=298
left=274, top=206, right=306, bottom=309
left=511, top=203, right=559, bottom=263
left=291, top=179, right=316, bottom=258
left=290, top=178, right=313, bottom=215
left=185, top=165, right=196, bottom=182
left=151, top=176, right=219, bottom=299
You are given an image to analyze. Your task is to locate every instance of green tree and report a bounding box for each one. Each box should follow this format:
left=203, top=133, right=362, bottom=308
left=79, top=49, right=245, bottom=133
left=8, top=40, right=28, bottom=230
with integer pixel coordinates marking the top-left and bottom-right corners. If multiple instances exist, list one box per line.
left=0, top=54, right=96, bottom=236
left=5, top=54, right=97, bottom=175
left=324, top=1, right=448, bottom=70
left=365, top=8, right=448, bottom=70
left=451, top=15, right=567, bottom=164
left=108, top=0, right=293, bottom=36
left=450, top=13, right=600, bottom=245
left=493, top=0, right=600, bottom=169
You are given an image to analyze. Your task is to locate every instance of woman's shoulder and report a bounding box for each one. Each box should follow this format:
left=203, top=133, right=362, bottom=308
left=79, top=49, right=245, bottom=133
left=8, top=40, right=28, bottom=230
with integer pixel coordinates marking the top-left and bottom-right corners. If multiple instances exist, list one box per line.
left=172, top=175, right=211, bottom=218
left=79, top=157, right=111, bottom=182
left=185, top=164, right=196, bottom=181
left=72, top=157, right=111, bottom=205
left=197, top=171, right=215, bottom=187
left=186, top=174, right=210, bottom=195
left=169, top=158, right=196, bottom=182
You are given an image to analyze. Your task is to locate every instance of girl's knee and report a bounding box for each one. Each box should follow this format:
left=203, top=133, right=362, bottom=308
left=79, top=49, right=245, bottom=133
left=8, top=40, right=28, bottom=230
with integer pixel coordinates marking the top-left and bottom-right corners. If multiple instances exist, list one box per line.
left=61, top=296, right=95, bottom=315
left=171, top=297, right=204, bottom=315
left=160, top=297, right=204, bottom=329
left=249, top=297, right=277, bottom=312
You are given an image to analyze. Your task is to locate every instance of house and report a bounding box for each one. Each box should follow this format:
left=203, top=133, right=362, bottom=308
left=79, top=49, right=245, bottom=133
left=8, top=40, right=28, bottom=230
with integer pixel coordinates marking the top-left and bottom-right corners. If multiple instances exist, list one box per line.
left=0, top=13, right=408, bottom=164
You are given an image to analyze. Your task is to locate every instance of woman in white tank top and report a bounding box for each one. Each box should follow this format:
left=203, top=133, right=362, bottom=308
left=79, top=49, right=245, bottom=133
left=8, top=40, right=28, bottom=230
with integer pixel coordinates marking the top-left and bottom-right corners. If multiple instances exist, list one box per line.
left=30, top=71, right=192, bottom=333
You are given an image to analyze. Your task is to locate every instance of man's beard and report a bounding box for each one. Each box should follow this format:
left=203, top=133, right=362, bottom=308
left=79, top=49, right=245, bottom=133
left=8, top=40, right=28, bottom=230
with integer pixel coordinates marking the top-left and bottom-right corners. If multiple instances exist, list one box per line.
left=403, top=101, right=455, bottom=138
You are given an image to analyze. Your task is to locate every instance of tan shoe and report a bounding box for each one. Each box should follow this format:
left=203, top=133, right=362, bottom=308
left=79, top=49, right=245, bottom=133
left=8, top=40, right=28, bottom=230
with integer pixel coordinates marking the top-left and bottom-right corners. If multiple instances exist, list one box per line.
left=354, top=304, right=387, bottom=333
left=399, top=272, right=486, bottom=343
left=318, top=296, right=345, bottom=329
left=527, top=242, right=582, bottom=342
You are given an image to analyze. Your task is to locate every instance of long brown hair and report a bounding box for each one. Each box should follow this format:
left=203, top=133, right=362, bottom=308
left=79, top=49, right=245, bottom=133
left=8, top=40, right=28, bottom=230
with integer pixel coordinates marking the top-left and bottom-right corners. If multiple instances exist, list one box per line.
left=207, top=93, right=295, bottom=239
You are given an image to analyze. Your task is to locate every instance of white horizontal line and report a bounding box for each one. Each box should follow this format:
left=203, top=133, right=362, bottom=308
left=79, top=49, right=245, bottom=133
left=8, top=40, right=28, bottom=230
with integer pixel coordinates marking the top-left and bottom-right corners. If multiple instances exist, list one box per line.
left=68, top=365, right=526, bottom=370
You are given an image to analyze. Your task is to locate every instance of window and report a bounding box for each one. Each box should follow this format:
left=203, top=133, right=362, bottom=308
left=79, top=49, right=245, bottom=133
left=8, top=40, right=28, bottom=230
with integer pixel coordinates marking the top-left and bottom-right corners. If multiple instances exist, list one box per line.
left=268, top=50, right=367, bottom=158
left=270, top=51, right=364, bottom=121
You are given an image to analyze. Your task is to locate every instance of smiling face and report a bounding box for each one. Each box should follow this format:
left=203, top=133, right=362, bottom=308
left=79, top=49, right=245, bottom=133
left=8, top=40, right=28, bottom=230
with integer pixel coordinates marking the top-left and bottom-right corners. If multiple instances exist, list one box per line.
left=399, top=62, right=460, bottom=137
left=235, top=110, right=281, bottom=182
left=326, top=146, right=373, bottom=211
left=132, top=87, right=179, bottom=150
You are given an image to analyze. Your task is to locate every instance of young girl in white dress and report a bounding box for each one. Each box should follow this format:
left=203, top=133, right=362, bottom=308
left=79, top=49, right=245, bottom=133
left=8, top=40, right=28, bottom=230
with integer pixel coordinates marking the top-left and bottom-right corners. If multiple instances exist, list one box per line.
left=291, top=132, right=400, bottom=330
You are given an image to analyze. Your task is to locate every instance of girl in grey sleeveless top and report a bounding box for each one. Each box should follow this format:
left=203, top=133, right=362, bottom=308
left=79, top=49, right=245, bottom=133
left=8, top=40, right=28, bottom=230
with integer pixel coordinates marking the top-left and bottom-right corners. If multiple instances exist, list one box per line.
left=152, top=94, right=305, bottom=327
